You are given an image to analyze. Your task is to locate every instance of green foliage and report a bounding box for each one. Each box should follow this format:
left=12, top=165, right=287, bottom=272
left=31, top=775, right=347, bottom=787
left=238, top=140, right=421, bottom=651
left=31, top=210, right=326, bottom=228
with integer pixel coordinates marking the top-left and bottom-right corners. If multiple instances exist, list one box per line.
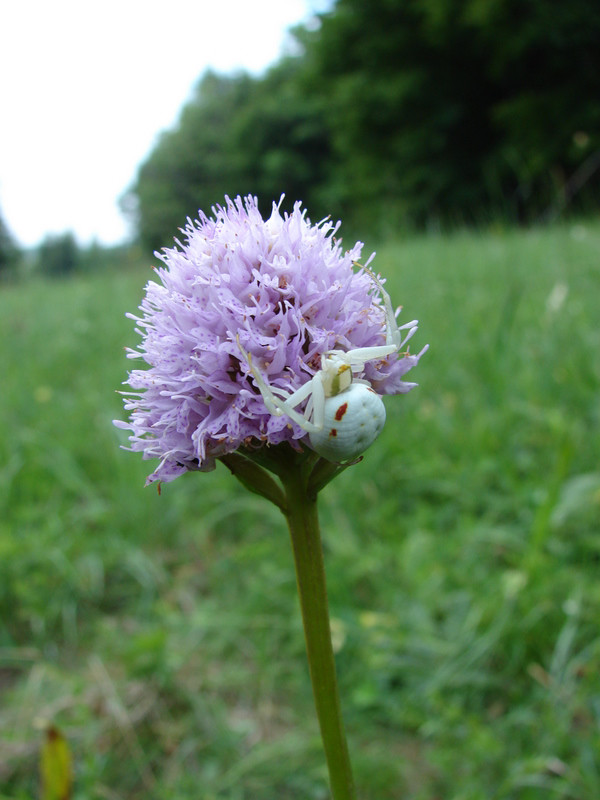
left=36, top=233, right=80, bottom=277
left=125, top=71, right=255, bottom=254
left=0, top=208, right=21, bottom=277
left=124, top=64, right=332, bottom=253
left=1, top=222, right=599, bottom=798
left=226, top=60, right=333, bottom=224
left=301, top=0, right=600, bottom=229
left=127, top=0, right=600, bottom=248
left=33, top=236, right=145, bottom=279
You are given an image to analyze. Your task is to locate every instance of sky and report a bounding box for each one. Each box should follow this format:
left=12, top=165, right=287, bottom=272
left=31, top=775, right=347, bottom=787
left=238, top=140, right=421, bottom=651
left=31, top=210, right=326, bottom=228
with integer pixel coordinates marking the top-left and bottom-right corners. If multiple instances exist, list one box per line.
left=0, top=1, right=320, bottom=248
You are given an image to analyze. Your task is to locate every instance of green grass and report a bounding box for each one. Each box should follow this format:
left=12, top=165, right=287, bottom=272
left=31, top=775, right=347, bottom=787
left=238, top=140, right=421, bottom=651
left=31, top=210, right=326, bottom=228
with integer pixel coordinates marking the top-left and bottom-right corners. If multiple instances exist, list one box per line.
left=1, top=221, right=599, bottom=799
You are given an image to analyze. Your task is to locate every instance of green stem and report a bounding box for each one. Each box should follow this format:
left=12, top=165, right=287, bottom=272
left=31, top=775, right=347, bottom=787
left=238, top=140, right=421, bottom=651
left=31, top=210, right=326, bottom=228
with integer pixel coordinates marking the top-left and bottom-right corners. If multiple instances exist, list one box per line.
left=280, top=465, right=357, bottom=800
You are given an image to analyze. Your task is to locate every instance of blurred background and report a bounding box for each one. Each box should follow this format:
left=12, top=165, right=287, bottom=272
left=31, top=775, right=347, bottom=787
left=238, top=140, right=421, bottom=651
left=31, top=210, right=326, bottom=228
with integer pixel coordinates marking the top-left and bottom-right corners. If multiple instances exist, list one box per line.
left=1, top=1, right=599, bottom=798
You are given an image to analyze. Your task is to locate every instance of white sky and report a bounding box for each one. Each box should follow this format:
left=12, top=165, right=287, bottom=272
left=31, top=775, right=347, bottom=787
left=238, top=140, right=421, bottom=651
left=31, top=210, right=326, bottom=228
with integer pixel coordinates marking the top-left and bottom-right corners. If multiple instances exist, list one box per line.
left=0, top=1, right=319, bottom=248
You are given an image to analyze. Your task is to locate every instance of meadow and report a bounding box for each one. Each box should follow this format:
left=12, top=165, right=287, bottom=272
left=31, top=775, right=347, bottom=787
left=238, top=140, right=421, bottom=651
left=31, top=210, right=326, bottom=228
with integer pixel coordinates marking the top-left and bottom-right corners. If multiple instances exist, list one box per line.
left=1, top=221, right=599, bottom=799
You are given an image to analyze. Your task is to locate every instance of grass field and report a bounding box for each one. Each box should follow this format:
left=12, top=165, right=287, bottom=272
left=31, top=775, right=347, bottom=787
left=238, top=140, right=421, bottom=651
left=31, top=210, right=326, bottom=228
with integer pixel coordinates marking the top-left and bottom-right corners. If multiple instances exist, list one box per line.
left=1, top=221, right=599, bottom=799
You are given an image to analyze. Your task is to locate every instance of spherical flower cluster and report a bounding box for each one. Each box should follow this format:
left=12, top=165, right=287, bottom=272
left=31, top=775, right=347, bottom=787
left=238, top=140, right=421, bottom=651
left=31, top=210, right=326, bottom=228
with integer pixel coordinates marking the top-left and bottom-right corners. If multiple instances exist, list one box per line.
left=115, top=196, right=425, bottom=484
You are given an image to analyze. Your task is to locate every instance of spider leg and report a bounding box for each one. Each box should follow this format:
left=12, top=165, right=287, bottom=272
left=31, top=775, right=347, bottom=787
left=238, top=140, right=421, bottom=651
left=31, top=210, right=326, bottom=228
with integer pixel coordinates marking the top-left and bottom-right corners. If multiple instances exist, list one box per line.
left=249, top=364, right=287, bottom=418
left=236, top=336, right=321, bottom=433
left=355, top=261, right=419, bottom=349
left=329, top=344, right=397, bottom=370
left=266, top=378, right=322, bottom=433
left=310, top=372, right=326, bottom=429
left=305, top=392, right=314, bottom=422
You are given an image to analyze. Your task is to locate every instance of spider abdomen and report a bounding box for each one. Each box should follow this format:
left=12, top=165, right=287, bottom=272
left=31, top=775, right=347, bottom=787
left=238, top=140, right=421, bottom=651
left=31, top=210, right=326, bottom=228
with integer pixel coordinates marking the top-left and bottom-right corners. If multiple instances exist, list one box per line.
left=309, top=382, right=386, bottom=462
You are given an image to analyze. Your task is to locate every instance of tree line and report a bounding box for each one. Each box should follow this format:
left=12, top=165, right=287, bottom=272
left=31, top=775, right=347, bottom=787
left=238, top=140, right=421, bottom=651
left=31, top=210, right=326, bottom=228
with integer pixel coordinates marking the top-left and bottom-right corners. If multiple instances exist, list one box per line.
left=2, top=0, right=599, bottom=275
left=0, top=225, right=140, bottom=280
left=124, top=0, right=600, bottom=252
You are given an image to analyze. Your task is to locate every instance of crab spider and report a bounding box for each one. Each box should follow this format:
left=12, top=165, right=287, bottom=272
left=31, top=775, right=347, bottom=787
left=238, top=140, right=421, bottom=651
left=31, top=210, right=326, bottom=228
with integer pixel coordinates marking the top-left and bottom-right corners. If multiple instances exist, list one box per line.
left=239, top=263, right=419, bottom=463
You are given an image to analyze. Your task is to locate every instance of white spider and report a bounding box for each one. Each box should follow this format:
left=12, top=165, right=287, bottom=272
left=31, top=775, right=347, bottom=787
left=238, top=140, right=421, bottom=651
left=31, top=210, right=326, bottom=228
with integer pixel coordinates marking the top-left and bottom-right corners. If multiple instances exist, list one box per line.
left=239, top=264, right=419, bottom=463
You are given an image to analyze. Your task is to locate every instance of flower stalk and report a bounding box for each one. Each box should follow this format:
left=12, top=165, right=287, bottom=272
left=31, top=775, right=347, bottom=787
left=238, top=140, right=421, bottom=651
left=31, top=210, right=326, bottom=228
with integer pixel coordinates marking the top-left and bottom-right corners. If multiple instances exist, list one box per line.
left=224, top=448, right=357, bottom=797
left=278, top=460, right=357, bottom=800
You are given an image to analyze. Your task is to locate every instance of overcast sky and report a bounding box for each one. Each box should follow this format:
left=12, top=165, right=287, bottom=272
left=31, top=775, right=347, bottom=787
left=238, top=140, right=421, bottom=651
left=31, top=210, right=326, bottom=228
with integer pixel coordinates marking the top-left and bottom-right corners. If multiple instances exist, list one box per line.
left=0, top=1, right=319, bottom=248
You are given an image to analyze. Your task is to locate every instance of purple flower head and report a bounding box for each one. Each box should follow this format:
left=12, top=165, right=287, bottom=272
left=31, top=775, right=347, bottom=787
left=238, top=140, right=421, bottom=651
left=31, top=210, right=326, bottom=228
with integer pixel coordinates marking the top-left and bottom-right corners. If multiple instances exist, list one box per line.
left=115, top=196, right=426, bottom=485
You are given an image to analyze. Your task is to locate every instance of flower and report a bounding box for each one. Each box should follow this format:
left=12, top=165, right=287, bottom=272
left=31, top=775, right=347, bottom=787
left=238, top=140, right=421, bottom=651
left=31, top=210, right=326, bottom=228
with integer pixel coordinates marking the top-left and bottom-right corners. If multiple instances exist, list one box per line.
left=115, top=195, right=425, bottom=484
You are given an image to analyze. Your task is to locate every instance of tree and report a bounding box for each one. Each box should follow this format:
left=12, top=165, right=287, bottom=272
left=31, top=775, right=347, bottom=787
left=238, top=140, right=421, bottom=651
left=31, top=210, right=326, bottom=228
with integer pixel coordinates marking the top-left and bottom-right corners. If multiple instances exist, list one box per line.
left=124, top=71, right=257, bottom=253
left=227, top=58, right=333, bottom=221
left=299, top=0, right=600, bottom=226
left=125, top=61, right=334, bottom=253
left=37, top=233, right=80, bottom=277
left=0, top=209, right=20, bottom=276
left=127, top=0, right=600, bottom=246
